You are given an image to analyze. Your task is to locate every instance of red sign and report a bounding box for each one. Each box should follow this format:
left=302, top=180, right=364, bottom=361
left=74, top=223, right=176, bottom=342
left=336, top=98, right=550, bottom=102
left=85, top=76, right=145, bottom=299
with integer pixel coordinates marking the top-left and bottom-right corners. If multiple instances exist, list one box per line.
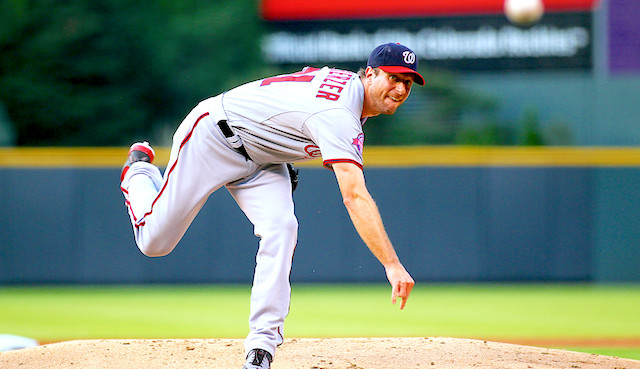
left=261, top=0, right=599, bottom=21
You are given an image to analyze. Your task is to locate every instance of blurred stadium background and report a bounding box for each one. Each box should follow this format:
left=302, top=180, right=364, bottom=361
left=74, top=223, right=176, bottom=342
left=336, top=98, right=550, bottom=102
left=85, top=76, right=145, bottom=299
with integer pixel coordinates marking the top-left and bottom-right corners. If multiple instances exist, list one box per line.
left=1, top=0, right=639, bottom=358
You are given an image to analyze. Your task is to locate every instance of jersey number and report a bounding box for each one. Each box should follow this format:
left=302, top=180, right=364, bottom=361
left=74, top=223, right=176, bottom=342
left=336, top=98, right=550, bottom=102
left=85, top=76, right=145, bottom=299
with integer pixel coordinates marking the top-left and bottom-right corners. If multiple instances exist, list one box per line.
left=260, top=68, right=318, bottom=86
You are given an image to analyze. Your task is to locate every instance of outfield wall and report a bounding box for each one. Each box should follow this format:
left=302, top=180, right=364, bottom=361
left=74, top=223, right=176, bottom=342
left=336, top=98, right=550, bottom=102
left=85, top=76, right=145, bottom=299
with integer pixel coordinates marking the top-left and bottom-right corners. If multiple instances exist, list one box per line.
left=1, top=147, right=639, bottom=284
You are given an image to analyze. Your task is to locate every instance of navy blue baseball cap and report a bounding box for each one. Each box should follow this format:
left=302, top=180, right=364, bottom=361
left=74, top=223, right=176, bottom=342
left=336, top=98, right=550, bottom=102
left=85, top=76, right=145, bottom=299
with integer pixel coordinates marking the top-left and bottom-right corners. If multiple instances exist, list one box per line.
left=367, top=43, right=425, bottom=85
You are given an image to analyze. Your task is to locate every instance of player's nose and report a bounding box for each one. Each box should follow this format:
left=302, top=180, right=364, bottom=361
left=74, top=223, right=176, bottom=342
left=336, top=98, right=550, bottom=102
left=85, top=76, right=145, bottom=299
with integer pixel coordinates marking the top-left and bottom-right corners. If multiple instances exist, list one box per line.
left=395, top=82, right=407, bottom=95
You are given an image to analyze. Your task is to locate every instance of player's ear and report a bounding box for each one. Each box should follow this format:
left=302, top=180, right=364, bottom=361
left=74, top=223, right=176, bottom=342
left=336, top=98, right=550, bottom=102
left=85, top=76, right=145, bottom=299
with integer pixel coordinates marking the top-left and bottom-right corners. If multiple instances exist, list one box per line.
left=365, top=66, right=377, bottom=80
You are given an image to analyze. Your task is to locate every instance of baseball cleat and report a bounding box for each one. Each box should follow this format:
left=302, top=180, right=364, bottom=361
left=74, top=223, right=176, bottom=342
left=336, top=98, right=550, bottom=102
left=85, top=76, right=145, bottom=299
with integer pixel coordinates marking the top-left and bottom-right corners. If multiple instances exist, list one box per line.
left=242, top=348, right=272, bottom=369
left=120, top=141, right=155, bottom=182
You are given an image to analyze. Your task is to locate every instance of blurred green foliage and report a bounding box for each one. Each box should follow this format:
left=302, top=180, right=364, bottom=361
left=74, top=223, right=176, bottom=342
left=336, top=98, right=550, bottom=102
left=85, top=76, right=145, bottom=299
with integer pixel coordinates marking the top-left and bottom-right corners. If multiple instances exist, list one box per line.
left=364, top=68, right=556, bottom=146
left=0, top=0, right=269, bottom=146
left=0, top=0, right=549, bottom=146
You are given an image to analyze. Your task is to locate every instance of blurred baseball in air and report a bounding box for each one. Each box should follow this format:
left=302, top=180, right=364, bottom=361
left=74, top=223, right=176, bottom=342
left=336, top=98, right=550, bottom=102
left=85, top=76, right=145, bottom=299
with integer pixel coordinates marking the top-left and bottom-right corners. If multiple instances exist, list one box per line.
left=504, top=0, right=544, bottom=26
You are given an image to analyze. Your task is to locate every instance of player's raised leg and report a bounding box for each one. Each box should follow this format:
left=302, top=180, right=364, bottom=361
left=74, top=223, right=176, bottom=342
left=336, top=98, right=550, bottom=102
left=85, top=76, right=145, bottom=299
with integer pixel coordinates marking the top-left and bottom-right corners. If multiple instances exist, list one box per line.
left=121, top=109, right=255, bottom=257
left=226, top=163, right=298, bottom=365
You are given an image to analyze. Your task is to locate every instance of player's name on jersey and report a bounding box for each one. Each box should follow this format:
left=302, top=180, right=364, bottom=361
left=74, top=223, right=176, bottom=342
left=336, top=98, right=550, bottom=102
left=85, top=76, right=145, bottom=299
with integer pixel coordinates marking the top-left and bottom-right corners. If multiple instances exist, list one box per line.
left=316, top=69, right=353, bottom=101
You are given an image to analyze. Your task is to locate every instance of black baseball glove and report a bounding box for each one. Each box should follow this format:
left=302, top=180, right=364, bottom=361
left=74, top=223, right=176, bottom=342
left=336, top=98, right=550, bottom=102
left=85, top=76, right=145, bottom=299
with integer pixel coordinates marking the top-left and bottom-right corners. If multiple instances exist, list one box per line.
left=287, top=163, right=299, bottom=193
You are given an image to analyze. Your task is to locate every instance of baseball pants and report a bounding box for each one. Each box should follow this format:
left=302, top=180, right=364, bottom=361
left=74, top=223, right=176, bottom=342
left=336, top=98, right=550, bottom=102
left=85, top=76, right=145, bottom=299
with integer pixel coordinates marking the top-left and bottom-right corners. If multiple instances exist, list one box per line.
left=121, top=96, right=297, bottom=358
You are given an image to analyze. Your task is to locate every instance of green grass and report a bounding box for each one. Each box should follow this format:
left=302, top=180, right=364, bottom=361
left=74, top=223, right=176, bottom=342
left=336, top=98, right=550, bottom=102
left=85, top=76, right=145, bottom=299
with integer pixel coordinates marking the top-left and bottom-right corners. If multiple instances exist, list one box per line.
left=0, top=285, right=251, bottom=340
left=1, top=284, right=639, bottom=360
left=287, top=284, right=640, bottom=339
left=565, top=347, right=640, bottom=360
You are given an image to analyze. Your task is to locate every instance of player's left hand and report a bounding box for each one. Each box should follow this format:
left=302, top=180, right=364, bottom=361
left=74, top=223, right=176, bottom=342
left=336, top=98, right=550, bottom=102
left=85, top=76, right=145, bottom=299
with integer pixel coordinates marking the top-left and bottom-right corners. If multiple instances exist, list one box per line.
left=385, top=262, right=415, bottom=310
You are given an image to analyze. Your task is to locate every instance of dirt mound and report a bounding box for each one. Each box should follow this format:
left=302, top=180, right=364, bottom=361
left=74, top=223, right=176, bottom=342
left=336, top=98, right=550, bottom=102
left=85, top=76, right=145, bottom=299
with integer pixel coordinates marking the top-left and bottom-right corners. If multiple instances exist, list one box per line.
left=1, top=337, right=639, bottom=369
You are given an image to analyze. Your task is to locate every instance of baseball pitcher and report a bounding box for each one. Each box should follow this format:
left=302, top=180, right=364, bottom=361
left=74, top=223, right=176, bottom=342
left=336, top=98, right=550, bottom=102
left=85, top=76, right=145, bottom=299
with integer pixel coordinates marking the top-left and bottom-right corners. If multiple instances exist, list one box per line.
left=120, top=43, right=424, bottom=369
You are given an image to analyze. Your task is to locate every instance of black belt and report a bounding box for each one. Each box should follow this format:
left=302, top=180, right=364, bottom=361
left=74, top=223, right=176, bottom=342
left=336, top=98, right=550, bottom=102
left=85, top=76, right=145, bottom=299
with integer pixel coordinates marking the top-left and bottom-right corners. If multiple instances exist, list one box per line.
left=217, top=120, right=251, bottom=161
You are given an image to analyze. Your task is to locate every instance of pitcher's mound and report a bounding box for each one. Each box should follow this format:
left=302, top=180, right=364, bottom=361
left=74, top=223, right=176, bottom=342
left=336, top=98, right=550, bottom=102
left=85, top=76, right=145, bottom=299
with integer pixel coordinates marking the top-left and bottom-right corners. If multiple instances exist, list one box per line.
left=1, top=337, right=639, bottom=369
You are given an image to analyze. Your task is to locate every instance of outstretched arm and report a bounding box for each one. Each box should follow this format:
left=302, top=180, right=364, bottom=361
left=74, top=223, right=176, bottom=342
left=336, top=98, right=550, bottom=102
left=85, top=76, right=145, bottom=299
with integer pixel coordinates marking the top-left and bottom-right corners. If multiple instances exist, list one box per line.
left=332, top=162, right=415, bottom=309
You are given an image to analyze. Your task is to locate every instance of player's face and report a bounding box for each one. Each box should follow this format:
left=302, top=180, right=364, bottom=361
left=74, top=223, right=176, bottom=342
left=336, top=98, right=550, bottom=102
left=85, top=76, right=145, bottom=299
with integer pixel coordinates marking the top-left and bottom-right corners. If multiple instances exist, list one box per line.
left=363, top=68, right=414, bottom=117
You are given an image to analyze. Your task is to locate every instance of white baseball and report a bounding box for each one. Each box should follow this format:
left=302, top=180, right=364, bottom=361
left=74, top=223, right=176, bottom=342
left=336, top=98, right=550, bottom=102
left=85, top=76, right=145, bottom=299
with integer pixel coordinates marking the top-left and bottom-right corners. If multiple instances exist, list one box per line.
left=504, top=0, right=544, bottom=25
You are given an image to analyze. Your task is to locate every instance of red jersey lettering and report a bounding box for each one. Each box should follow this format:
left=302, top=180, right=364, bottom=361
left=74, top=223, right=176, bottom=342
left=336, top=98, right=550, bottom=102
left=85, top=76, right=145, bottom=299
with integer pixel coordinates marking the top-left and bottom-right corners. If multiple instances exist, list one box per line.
left=315, top=69, right=354, bottom=101
left=319, top=83, right=343, bottom=93
left=316, top=90, right=340, bottom=101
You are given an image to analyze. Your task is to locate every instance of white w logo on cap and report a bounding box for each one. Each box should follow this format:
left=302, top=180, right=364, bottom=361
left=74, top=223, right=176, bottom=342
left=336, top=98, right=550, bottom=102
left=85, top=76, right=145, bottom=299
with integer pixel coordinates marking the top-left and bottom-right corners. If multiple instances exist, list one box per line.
left=402, top=51, right=416, bottom=65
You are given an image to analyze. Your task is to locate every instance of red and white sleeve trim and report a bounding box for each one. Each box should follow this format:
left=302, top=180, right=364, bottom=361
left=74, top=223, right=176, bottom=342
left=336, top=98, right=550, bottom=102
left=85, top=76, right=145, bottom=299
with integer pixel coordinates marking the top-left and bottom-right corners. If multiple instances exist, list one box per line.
left=322, top=159, right=363, bottom=170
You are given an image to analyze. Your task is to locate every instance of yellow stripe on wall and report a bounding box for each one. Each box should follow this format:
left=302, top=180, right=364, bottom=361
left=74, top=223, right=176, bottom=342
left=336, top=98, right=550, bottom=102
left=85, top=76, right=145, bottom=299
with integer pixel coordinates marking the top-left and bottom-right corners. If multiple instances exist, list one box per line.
left=1, top=146, right=640, bottom=168
left=361, top=146, right=640, bottom=167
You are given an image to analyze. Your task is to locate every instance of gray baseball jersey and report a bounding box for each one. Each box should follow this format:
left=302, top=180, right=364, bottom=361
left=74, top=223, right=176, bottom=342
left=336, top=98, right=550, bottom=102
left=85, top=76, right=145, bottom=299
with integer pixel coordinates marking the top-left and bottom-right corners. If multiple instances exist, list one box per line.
left=217, top=66, right=366, bottom=169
